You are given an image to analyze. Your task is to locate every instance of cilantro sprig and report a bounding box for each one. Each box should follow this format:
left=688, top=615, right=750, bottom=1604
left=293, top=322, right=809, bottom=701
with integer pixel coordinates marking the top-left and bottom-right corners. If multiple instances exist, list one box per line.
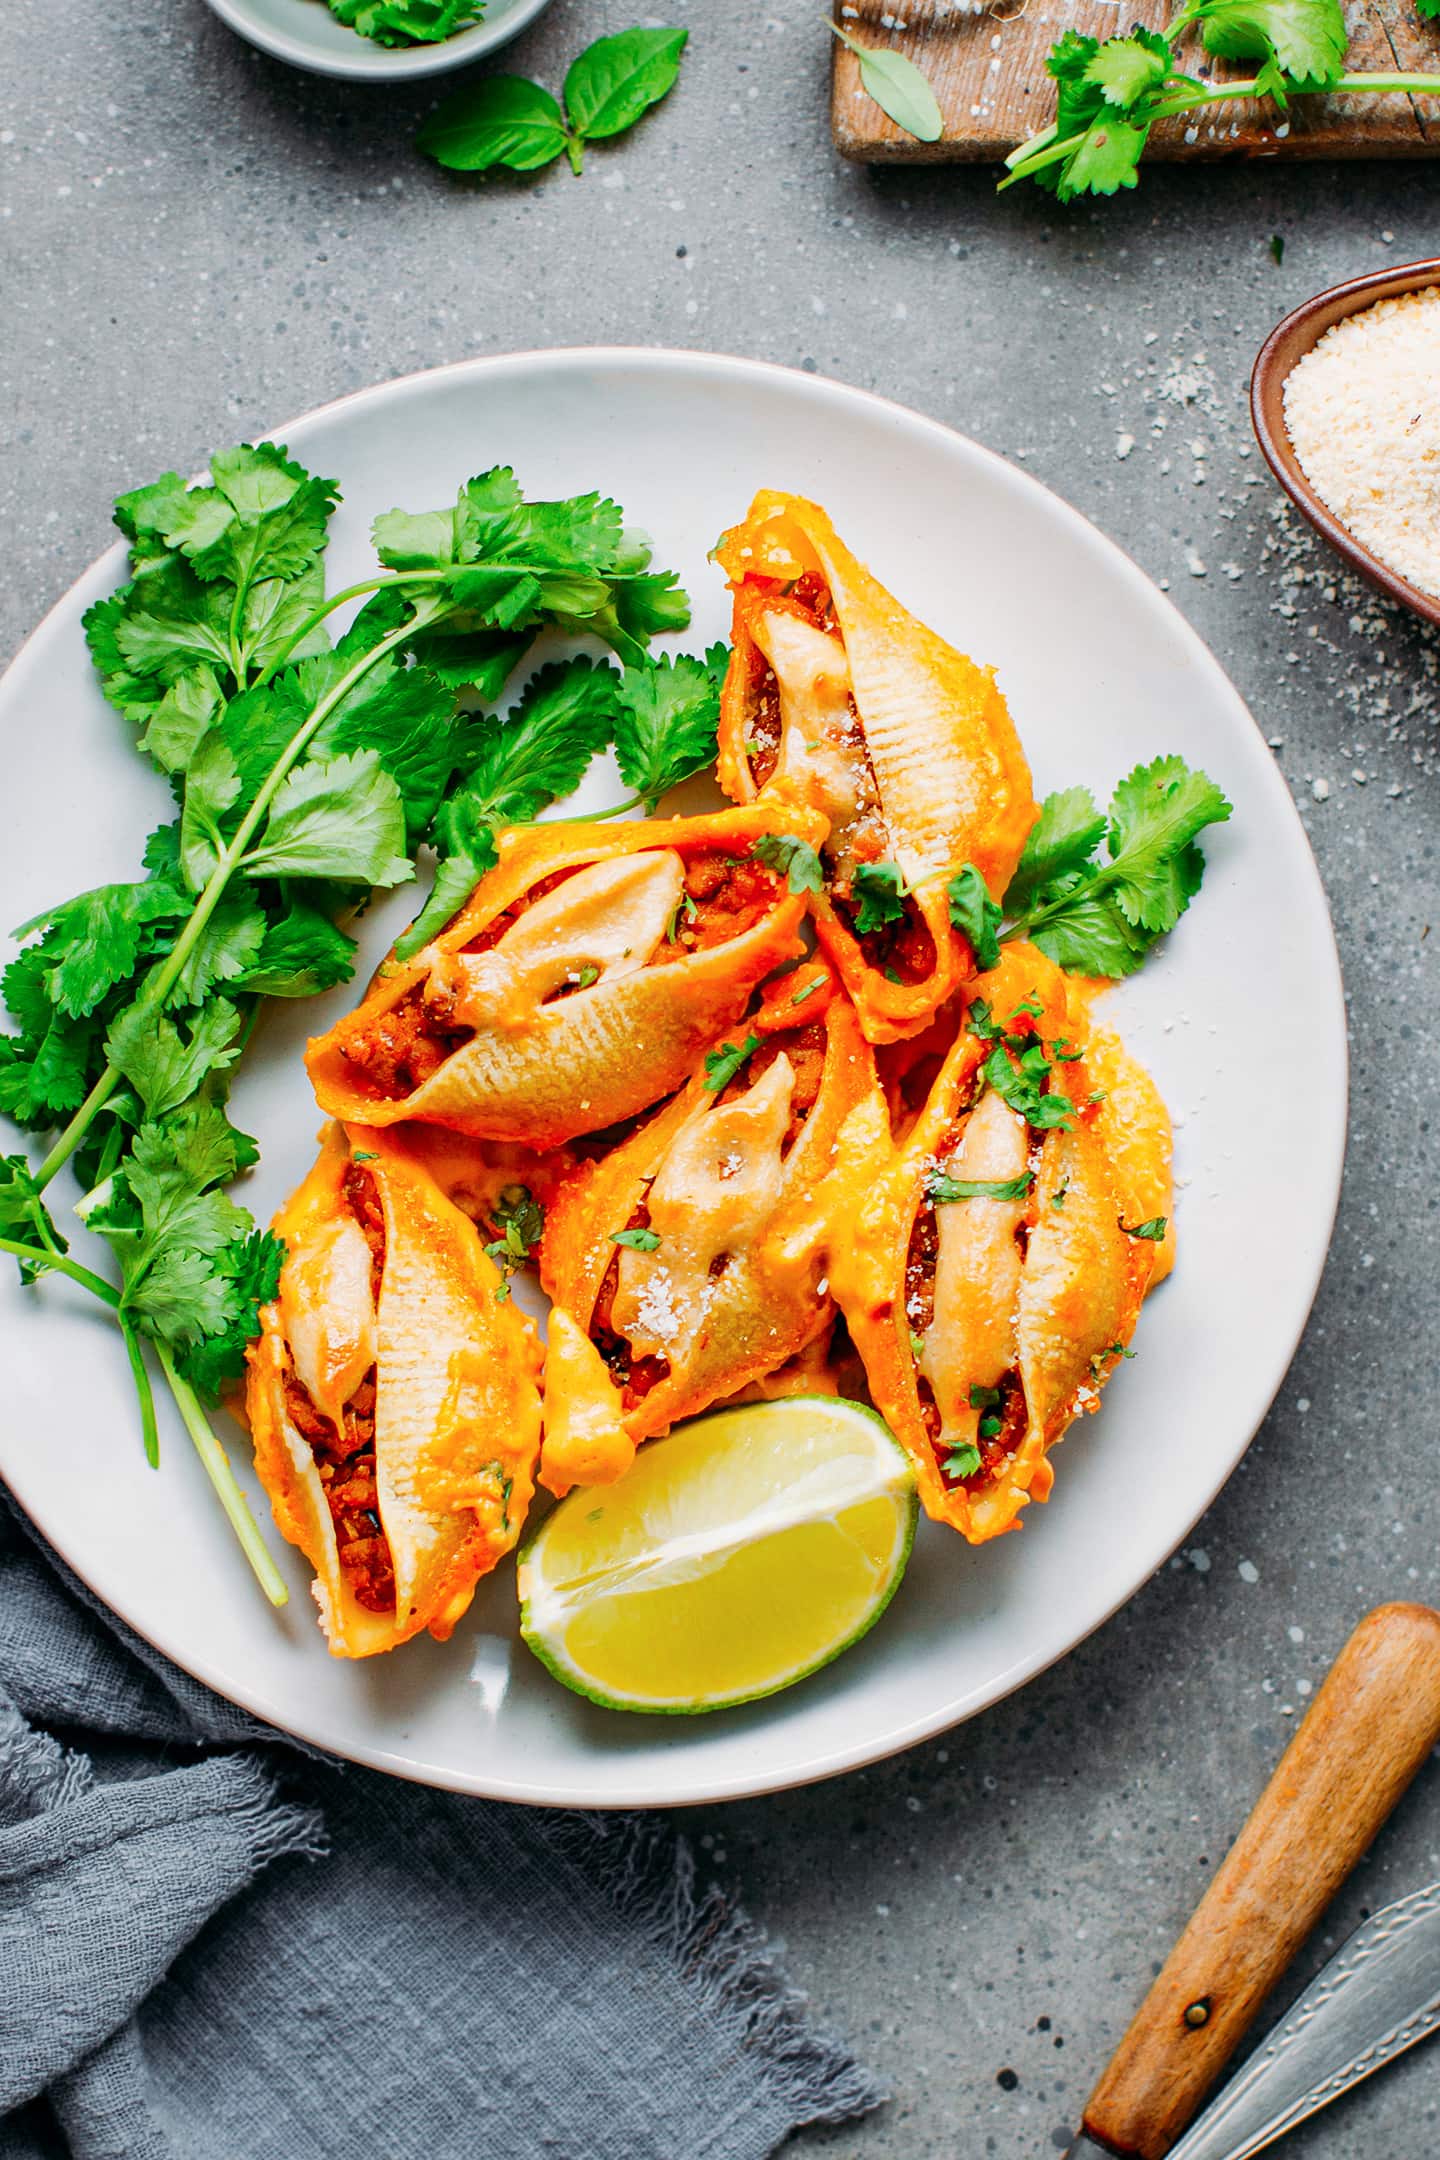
left=947, top=757, right=1230, bottom=981
left=417, top=28, right=688, bottom=180
left=1001, top=0, right=1440, bottom=202
left=0, top=446, right=692, bottom=1601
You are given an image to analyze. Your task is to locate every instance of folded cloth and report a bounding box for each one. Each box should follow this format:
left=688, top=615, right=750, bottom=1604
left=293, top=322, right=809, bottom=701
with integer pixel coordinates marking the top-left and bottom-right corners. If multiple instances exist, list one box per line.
left=0, top=1497, right=882, bottom=2160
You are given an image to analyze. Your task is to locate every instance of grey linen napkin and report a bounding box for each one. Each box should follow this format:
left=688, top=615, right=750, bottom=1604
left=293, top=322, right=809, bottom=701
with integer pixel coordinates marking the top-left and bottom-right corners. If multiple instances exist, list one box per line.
left=0, top=1496, right=882, bottom=2160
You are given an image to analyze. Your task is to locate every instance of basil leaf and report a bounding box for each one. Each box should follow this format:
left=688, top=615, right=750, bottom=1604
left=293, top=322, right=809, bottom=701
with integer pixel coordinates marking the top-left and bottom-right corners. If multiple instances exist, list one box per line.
left=564, top=27, right=688, bottom=141
left=417, top=77, right=570, bottom=173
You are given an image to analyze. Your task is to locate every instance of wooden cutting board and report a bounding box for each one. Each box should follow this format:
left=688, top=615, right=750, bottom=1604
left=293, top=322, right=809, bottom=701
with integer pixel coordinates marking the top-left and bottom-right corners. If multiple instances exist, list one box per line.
left=831, top=0, right=1440, bottom=161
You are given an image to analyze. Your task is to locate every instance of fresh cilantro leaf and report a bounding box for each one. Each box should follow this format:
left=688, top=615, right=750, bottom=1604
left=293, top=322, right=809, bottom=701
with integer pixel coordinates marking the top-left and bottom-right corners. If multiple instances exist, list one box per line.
left=457, top=657, right=619, bottom=824
left=983, top=1043, right=1075, bottom=1131
left=944, top=1441, right=983, bottom=1479
left=12, top=883, right=189, bottom=1021
left=180, top=731, right=244, bottom=892
left=610, top=1225, right=662, bottom=1252
left=968, top=1384, right=1003, bottom=1410
left=164, top=893, right=268, bottom=1009
left=0, top=1154, right=68, bottom=1283
left=174, top=1230, right=285, bottom=1397
left=1105, top=757, right=1233, bottom=933
left=753, top=832, right=824, bottom=896
left=1003, top=788, right=1107, bottom=915
left=105, top=998, right=244, bottom=1118
left=1002, top=759, right=1230, bottom=979
left=946, top=864, right=1002, bottom=972
left=239, top=905, right=357, bottom=998
left=613, top=651, right=721, bottom=808
left=242, top=750, right=413, bottom=887
left=830, top=23, right=945, bottom=143
left=396, top=797, right=501, bottom=963
left=404, top=626, right=529, bottom=698
left=417, top=76, right=570, bottom=173
left=850, top=860, right=910, bottom=937
left=309, top=651, right=465, bottom=846
left=703, top=1033, right=761, bottom=1093
left=1119, top=1215, right=1168, bottom=1240
left=139, top=665, right=225, bottom=775
left=1195, top=0, right=1347, bottom=89
left=927, top=1168, right=1034, bottom=1203
left=1084, top=26, right=1171, bottom=104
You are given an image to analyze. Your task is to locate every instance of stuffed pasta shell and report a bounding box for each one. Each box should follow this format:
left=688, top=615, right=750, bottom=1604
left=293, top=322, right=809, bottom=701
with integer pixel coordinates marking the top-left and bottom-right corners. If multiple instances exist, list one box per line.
left=246, top=1122, right=543, bottom=1656
left=826, top=946, right=1171, bottom=1542
left=715, top=492, right=1036, bottom=1044
left=536, top=962, right=873, bottom=1496
left=306, top=805, right=824, bottom=1150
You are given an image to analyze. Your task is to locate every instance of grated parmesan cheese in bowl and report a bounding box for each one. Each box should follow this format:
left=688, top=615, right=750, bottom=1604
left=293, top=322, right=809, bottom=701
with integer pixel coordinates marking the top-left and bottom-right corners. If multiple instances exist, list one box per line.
left=1283, top=285, right=1440, bottom=602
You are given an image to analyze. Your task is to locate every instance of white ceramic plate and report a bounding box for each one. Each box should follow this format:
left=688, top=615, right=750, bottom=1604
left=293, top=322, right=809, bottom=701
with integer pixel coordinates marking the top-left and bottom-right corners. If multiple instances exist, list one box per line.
left=0, top=350, right=1346, bottom=1807
left=202, top=0, right=551, bottom=82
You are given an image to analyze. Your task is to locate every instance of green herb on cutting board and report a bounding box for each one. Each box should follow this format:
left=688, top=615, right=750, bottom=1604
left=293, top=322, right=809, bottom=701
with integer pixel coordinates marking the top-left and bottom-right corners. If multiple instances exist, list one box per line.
left=1002, top=0, right=1440, bottom=201
left=0, top=445, right=719, bottom=1600
left=417, top=27, right=688, bottom=178
left=829, top=21, right=945, bottom=143
left=327, top=0, right=482, bottom=48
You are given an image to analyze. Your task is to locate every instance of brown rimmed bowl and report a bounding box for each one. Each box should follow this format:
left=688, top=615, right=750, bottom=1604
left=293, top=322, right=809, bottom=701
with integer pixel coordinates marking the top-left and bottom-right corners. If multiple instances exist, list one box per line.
left=1250, top=256, right=1440, bottom=633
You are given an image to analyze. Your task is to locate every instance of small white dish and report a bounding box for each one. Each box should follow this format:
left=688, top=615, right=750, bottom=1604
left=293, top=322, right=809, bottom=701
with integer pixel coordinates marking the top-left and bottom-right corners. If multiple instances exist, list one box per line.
left=201, top=0, right=553, bottom=83
left=0, top=349, right=1346, bottom=1808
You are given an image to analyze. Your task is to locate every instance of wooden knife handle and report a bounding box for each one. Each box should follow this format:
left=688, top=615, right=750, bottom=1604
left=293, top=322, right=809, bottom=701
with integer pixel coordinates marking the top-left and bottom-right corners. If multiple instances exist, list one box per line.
left=1081, top=1602, right=1440, bottom=2160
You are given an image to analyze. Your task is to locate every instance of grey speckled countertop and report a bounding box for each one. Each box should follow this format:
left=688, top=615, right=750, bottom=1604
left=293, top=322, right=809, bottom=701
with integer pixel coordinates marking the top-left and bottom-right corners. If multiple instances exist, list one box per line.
left=4, top=4, right=1439, bottom=2154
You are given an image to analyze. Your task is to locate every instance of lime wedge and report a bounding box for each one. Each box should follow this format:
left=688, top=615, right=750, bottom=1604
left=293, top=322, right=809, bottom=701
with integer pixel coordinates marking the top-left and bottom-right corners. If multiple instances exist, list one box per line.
left=517, top=1396, right=917, bottom=1715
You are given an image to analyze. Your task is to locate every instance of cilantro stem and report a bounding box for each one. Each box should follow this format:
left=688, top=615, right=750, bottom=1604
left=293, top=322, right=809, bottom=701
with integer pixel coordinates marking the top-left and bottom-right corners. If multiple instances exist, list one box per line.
left=155, top=1341, right=289, bottom=1607
left=1002, top=71, right=1440, bottom=187
left=120, top=1314, right=161, bottom=1469
left=0, top=1236, right=121, bottom=1305
left=34, top=599, right=444, bottom=1194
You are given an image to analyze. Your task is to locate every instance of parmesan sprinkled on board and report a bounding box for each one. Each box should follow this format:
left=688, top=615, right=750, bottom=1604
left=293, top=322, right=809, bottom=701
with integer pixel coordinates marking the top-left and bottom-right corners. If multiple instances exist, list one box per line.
left=1283, top=286, right=1440, bottom=601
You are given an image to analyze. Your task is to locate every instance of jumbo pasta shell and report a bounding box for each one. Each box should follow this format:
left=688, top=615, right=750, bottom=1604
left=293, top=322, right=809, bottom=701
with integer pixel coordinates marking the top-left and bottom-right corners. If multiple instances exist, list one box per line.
left=306, top=805, right=824, bottom=1149
left=538, top=966, right=874, bottom=1488
left=245, top=1123, right=543, bottom=1657
left=824, top=945, right=1169, bottom=1541
left=715, top=491, right=1037, bottom=1042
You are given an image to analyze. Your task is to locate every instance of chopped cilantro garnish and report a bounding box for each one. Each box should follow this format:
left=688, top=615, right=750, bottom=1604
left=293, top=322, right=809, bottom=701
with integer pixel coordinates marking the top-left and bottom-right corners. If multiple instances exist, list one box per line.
left=703, top=1032, right=761, bottom=1093
left=610, top=1225, right=661, bottom=1252
left=946, top=863, right=1001, bottom=971
left=944, top=1441, right=983, bottom=1479
left=850, top=860, right=910, bottom=936
left=1119, top=1215, right=1168, bottom=1241
left=927, top=1168, right=1034, bottom=1204
left=753, top=832, right=824, bottom=896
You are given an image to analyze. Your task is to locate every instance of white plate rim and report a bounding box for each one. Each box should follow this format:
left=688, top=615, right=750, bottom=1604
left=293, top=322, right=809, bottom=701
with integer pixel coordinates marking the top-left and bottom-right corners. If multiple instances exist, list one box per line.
left=200, top=0, right=554, bottom=82
left=0, top=347, right=1348, bottom=1806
